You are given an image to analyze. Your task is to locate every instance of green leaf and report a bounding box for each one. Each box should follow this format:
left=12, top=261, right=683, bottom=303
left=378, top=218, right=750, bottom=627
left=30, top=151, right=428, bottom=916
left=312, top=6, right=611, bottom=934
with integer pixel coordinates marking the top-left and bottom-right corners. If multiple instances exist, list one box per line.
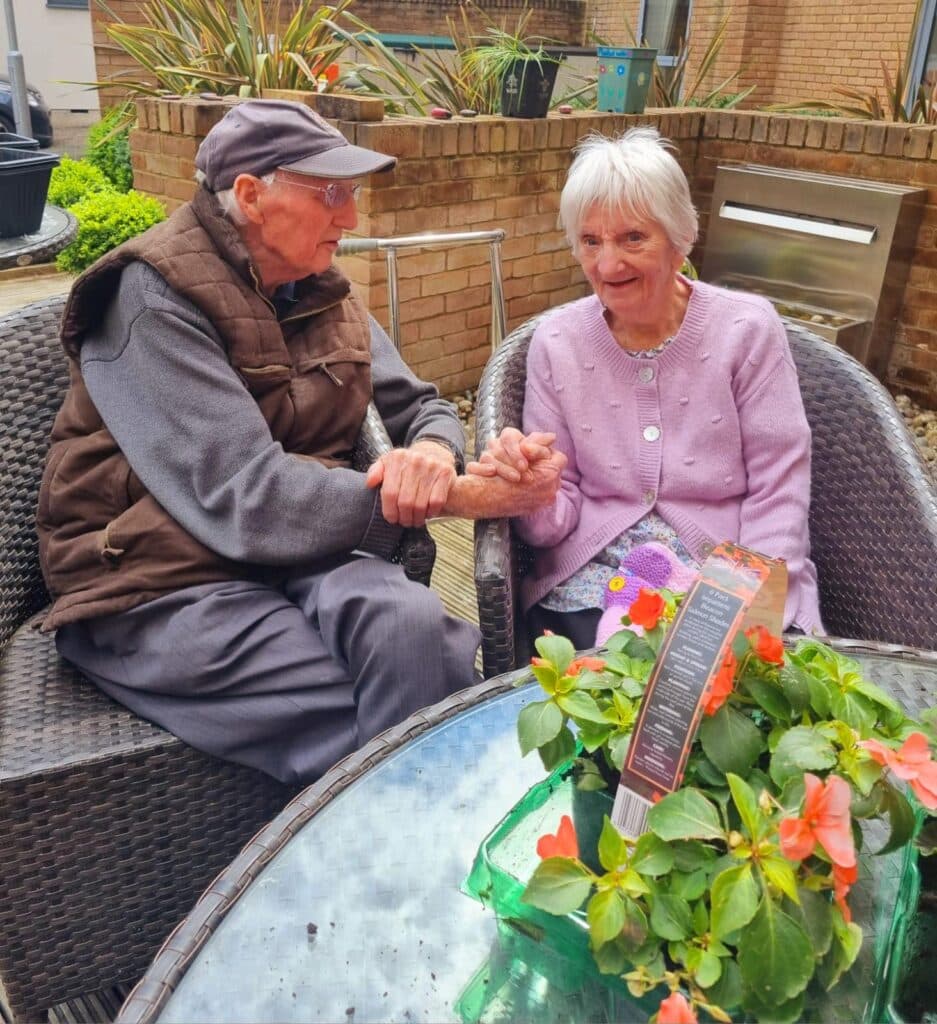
left=829, top=689, right=877, bottom=732
left=688, top=947, right=723, bottom=988
left=649, top=893, right=694, bottom=941
left=534, top=633, right=575, bottom=673
left=669, top=868, right=709, bottom=901
left=710, top=863, right=760, bottom=938
left=742, top=988, right=805, bottom=1024
left=806, top=675, right=833, bottom=718
left=530, top=662, right=558, bottom=694
left=556, top=690, right=608, bottom=724
left=517, top=699, right=563, bottom=756
left=619, top=898, right=651, bottom=951
left=537, top=725, right=577, bottom=771
left=876, top=781, right=916, bottom=855
left=849, top=675, right=904, bottom=718
left=597, top=816, right=630, bottom=872
left=704, top=957, right=743, bottom=1005
left=576, top=721, right=614, bottom=753
left=606, top=630, right=655, bottom=660
left=631, top=832, right=675, bottom=877
left=786, top=888, right=833, bottom=957
left=574, top=757, right=610, bottom=791
left=672, top=840, right=718, bottom=873
left=522, top=858, right=592, bottom=915
left=737, top=896, right=815, bottom=1001
left=747, top=677, right=793, bottom=723
left=816, top=917, right=863, bottom=990
left=760, top=855, right=800, bottom=903
left=778, top=663, right=812, bottom=714
left=608, top=730, right=631, bottom=771
left=699, top=705, right=765, bottom=776
left=768, top=726, right=837, bottom=787
left=648, top=788, right=725, bottom=841
left=587, top=888, right=627, bottom=946
left=592, top=935, right=629, bottom=974
left=727, top=773, right=762, bottom=840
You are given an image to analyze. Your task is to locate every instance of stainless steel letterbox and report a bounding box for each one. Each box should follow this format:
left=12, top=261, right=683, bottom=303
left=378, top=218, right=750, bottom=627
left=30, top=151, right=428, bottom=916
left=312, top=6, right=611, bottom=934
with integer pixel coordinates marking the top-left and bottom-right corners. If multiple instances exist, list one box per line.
left=701, top=164, right=925, bottom=378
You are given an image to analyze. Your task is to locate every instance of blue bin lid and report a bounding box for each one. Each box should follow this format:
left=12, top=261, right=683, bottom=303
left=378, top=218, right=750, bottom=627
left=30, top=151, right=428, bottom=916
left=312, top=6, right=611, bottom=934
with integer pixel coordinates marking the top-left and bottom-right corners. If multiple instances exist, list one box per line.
left=597, top=46, right=658, bottom=59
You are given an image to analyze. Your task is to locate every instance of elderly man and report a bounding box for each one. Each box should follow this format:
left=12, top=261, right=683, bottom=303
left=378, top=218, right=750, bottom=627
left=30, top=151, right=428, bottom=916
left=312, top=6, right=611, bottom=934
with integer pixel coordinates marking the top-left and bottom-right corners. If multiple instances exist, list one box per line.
left=37, top=100, right=563, bottom=784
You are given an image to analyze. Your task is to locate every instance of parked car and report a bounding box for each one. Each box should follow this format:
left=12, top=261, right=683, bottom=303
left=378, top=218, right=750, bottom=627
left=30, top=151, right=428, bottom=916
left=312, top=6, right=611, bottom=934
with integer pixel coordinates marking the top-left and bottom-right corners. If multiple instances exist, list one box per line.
left=0, top=74, right=53, bottom=147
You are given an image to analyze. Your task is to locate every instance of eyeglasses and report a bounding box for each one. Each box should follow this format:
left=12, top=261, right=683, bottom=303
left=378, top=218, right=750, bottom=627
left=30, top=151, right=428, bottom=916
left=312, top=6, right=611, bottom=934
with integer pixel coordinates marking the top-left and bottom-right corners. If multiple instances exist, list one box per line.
left=274, top=177, right=362, bottom=209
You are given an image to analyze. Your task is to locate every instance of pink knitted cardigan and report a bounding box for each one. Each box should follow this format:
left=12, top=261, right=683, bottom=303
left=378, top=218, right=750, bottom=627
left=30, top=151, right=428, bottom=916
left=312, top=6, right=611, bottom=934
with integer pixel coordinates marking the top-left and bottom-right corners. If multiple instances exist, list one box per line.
left=516, top=279, right=823, bottom=633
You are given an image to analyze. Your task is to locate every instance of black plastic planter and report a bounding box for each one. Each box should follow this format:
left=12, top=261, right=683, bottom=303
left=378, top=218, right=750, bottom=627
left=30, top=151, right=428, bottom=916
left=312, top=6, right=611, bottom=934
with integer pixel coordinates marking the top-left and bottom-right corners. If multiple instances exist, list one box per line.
left=500, top=58, right=560, bottom=118
left=0, top=132, right=39, bottom=151
left=0, top=146, right=59, bottom=238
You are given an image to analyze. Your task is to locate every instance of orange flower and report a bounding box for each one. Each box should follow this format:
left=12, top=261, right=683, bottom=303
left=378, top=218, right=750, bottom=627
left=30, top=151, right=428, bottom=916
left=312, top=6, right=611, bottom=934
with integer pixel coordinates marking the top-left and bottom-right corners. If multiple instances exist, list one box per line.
left=745, top=625, right=785, bottom=665
left=779, top=772, right=856, bottom=868
left=567, top=656, right=606, bottom=676
left=536, top=814, right=579, bottom=860
left=629, top=588, right=665, bottom=630
left=323, top=62, right=340, bottom=83
left=657, top=991, right=698, bottom=1024
left=859, top=732, right=937, bottom=810
left=702, top=649, right=737, bottom=716
left=531, top=657, right=548, bottom=668
left=832, top=861, right=858, bottom=923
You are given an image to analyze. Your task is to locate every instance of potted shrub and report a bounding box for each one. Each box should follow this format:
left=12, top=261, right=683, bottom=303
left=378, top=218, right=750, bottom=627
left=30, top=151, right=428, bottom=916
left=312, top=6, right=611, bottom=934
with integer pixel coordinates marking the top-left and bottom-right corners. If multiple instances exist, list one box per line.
left=465, top=586, right=937, bottom=1023
left=465, top=24, right=563, bottom=118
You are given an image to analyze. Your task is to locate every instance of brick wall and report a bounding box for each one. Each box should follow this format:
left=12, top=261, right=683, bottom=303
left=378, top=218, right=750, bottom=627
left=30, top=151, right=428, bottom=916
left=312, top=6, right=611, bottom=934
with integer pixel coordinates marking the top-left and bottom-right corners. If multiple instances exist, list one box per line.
left=131, top=97, right=937, bottom=403
left=683, top=0, right=919, bottom=108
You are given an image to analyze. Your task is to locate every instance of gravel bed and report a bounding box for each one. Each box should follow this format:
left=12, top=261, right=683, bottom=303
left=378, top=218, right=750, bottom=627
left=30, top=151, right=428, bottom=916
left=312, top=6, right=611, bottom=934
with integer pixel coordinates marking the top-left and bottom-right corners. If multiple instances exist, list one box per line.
left=453, top=387, right=937, bottom=481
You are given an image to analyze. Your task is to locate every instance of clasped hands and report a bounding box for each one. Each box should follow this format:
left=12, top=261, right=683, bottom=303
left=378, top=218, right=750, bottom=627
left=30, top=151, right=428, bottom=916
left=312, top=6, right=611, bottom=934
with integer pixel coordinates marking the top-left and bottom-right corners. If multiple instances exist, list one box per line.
left=365, top=429, right=565, bottom=527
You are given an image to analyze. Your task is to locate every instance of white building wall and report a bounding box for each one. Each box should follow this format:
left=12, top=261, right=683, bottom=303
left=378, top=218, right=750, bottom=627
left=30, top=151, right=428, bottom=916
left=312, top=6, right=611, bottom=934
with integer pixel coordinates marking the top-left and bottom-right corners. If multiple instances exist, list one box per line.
left=0, top=1, right=99, bottom=113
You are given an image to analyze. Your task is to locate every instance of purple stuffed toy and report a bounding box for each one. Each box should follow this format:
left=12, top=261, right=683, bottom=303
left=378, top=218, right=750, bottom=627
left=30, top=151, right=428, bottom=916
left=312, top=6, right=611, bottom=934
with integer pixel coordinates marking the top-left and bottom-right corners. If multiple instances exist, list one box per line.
left=595, top=542, right=699, bottom=646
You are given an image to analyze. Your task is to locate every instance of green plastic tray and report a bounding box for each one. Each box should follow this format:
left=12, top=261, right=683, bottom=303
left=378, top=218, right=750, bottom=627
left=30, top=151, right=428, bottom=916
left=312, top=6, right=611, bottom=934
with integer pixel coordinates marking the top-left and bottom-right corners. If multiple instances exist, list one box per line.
left=461, top=765, right=920, bottom=1024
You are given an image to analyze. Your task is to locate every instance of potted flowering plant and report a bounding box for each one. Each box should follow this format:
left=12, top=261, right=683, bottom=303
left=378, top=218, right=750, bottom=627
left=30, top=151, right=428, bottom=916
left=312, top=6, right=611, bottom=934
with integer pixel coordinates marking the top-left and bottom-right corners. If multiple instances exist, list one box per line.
left=509, top=587, right=937, bottom=1024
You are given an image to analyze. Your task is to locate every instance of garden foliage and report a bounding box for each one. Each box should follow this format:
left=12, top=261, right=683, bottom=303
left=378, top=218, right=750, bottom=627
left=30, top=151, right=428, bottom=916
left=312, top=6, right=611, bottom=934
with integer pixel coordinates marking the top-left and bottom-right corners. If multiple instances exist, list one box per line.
left=86, top=106, right=134, bottom=192
left=518, top=590, right=937, bottom=1024
left=56, top=190, right=166, bottom=273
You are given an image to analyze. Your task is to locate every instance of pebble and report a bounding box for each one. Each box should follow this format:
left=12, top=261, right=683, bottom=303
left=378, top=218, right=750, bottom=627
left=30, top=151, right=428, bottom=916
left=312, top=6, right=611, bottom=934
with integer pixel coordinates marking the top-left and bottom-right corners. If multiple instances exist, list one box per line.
left=557, top=104, right=573, bottom=114
left=430, top=107, right=452, bottom=119
left=459, top=109, right=478, bottom=118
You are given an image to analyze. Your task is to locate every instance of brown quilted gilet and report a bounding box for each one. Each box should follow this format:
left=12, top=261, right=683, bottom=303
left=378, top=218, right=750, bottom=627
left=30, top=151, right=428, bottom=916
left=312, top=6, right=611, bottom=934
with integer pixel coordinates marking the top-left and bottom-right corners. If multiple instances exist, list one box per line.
left=37, top=188, right=373, bottom=629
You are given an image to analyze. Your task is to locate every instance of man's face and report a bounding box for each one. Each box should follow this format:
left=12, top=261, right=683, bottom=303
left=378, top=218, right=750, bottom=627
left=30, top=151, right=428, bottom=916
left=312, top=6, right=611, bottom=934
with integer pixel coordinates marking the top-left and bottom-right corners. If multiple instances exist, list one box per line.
left=244, top=171, right=360, bottom=282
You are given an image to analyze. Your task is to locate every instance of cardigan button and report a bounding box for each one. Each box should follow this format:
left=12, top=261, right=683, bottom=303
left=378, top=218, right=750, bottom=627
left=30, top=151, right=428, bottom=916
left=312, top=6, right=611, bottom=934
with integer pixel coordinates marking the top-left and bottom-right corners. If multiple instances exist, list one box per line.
left=643, top=489, right=656, bottom=504
left=638, top=365, right=654, bottom=383
left=643, top=425, right=661, bottom=442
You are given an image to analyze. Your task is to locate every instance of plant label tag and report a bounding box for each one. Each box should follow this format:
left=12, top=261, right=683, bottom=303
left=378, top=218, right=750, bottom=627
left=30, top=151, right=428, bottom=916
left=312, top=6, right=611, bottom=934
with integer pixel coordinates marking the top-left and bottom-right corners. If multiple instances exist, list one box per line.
left=611, top=542, right=787, bottom=840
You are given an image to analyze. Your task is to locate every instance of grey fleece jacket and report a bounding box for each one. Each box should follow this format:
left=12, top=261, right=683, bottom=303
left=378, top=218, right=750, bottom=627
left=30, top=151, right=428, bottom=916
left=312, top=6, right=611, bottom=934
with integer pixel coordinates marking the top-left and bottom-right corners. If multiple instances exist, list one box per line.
left=79, top=260, right=466, bottom=566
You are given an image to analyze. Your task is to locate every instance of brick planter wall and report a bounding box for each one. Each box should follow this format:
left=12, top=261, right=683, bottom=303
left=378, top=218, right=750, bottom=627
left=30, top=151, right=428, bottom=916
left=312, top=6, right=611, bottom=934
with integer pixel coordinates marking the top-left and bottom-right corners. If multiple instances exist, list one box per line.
left=130, top=96, right=936, bottom=403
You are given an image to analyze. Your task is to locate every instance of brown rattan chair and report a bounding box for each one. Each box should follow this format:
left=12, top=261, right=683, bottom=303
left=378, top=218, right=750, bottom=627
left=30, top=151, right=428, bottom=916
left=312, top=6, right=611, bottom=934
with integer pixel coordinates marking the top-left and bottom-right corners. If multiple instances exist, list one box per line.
left=474, top=312, right=937, bottom=678
left=0, top=295, right=436, bottom=1023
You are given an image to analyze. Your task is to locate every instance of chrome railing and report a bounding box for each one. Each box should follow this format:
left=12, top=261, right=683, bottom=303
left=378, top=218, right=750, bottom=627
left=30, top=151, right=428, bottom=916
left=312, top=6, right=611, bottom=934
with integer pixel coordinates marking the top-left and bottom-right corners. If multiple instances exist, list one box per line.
left=337, top=229, right=506, bottom=353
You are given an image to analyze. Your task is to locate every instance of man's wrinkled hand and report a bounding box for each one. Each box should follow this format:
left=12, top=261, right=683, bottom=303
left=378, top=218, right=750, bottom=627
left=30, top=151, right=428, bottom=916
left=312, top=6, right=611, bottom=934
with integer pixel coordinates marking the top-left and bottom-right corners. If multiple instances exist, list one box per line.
left=365, top=439, right=457, bottom=527
left=465, top=427, right=557, bottom=483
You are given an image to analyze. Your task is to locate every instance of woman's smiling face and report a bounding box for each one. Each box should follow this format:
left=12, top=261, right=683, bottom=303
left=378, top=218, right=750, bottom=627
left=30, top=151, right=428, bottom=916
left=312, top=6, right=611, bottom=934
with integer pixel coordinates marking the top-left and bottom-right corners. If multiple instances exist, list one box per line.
left=576, top=204, right=685, bottom=332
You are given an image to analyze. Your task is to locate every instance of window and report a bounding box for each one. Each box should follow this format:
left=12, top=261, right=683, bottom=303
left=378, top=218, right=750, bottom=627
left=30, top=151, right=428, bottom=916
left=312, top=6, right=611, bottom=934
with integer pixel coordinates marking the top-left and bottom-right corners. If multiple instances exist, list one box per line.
left=909, top=0, right=937, bottom=111
left=46, top=0, right=89, bottom=8
left=638, top=0, right=693, bottom=68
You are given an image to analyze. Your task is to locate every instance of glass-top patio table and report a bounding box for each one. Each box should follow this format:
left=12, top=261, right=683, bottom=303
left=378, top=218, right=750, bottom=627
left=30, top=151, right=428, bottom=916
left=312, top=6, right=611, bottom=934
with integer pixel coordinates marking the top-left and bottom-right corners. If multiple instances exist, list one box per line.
left=116, top=639, right=937, bottom=1024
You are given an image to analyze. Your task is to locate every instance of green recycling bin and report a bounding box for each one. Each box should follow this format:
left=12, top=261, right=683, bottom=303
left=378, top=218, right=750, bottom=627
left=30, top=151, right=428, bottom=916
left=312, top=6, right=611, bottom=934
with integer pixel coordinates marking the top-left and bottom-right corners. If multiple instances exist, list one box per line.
left=596, top=47, right=657, bottom=113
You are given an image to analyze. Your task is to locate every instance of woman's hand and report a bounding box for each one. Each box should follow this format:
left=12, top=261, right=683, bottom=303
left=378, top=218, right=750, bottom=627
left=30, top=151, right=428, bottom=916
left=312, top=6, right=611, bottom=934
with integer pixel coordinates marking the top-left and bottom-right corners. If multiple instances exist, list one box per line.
left=466, top=428, right=557, bottom=483
left=365, top=439, right=457, bottom=527
left=444, top=449, right=567, bottom=520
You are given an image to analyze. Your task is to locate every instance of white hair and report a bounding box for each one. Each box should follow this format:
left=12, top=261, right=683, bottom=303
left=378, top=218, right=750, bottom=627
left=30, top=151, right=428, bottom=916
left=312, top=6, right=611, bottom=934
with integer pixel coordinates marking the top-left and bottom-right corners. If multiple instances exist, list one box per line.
left=195, top=169, right=276, bottom=224
left=559, top=127, right=698, bottom=257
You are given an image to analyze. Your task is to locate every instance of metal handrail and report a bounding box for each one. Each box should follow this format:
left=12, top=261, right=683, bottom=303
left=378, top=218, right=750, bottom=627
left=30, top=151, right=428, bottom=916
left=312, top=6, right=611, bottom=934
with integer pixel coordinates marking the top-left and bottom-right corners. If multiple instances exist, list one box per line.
left=337, top=229, right=506, bottom=354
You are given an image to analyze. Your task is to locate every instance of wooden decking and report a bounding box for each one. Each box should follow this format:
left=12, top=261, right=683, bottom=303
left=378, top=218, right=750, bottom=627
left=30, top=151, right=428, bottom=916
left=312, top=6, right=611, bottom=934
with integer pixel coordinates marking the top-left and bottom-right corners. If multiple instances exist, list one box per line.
left=428, top=516, right=478, bottom=627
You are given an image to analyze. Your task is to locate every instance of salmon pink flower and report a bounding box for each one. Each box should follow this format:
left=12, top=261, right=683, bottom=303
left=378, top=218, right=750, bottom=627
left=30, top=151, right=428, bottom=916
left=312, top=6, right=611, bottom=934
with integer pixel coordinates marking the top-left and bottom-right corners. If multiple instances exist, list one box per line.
left=745, top=625, right=785, bottom=665
left=530, top=657, right=548, bottom=668
left=536, top=814, right=579, bottom=860
left=832, top=861, right=858, bottom=923
left=629, top=588, right=665, bottom=631
left=657, top=991, right=698, bottom=1024
left=702, top=649, right=737, bottom=716
left=567, top=656, right=606, bottom=676
left=859, top=732, right=937, bottom=810
left=779, top=772, right=856, bottom=868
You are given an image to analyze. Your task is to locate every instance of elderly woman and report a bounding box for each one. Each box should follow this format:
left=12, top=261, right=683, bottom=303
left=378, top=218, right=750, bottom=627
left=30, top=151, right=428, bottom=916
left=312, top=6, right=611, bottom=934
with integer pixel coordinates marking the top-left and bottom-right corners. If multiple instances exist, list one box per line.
left=470, top=126, right=822, bottom=648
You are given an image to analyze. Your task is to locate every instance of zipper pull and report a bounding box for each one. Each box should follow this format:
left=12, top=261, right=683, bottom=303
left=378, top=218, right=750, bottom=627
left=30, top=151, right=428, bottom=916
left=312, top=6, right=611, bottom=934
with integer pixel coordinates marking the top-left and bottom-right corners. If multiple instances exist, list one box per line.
left=320, top=364, right=344, bottom=387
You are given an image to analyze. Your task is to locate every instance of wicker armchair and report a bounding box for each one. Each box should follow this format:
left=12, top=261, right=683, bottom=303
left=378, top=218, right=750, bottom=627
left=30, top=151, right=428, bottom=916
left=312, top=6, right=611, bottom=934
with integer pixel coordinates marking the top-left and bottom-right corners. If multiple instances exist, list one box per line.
left=0, top=295, right=436, bottom=1023
left=474, top=312, right=937, bottom=678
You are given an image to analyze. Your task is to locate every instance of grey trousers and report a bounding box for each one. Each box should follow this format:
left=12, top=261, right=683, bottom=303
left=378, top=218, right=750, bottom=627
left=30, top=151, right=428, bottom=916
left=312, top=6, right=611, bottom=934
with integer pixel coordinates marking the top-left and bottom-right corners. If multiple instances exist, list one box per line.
left=56, top=554, right=481, bottom=785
